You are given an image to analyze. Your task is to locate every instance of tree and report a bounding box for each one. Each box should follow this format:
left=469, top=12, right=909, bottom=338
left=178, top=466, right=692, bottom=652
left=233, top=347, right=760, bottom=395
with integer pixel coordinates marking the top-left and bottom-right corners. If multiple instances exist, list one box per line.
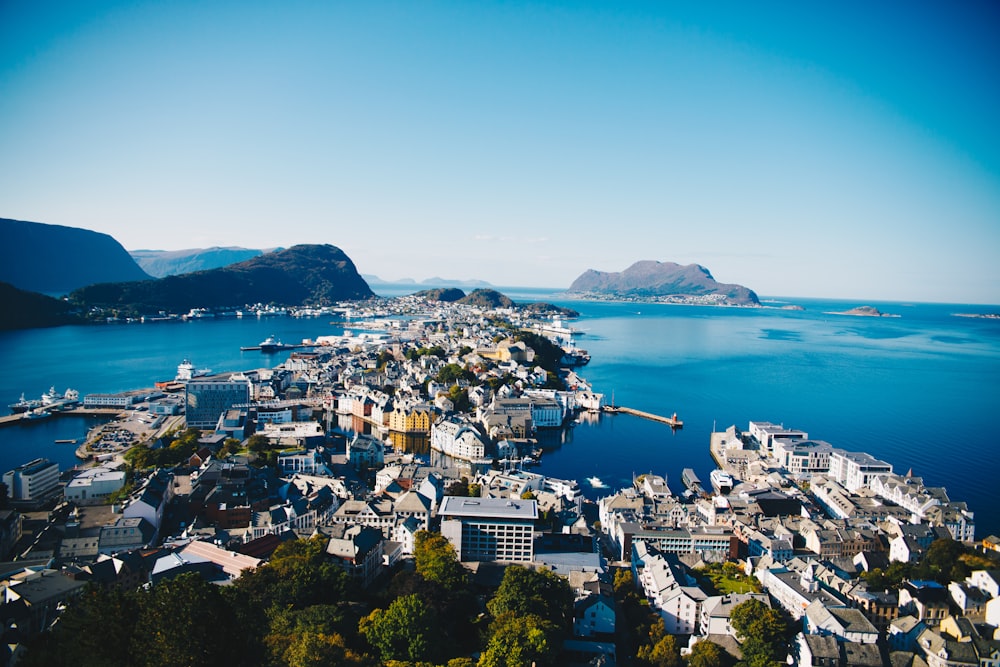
left=414, top=530, right=468, bottom=591
left=729, top=599, right=787, bottom=667
left=359, top=594, right=441, bottom=663
left=613, top=568, right=635, bottom=595
left=478, top=612, right=560, bottom=667
left=636, top=624, right=682, bottom=667
left=129, top=572, right=239, bottom=667
left=486, top=565, right=573, bottom=629
left=687, top=640, right=725, bottom=667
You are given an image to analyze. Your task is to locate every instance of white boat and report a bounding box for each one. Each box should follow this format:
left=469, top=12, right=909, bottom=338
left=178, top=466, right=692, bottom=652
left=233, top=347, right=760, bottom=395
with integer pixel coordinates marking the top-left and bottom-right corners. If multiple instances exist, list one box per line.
left=176, top=360, right=212, bottom=381
left=710, top=469, right=734, bottom=494
left=587, top=476, right=607, bottom=488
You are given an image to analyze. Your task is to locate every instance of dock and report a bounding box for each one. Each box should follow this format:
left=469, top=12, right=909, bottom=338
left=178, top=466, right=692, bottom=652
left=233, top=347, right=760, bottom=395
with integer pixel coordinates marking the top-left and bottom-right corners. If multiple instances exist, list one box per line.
left=602, top=405, right=683, bottom=427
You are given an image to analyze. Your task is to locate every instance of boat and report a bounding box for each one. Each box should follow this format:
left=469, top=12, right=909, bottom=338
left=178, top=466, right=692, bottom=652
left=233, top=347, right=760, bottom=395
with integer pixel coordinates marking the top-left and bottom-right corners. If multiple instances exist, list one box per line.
left=560, top=346, right=591, bottom=367
left=55, top=438, right=78, bottom=444
left=681, top=468, right=704, bottom=495
left=23, top=410, right=51, bottom=420
left=8, top=393, right=42, bottom=414
left=176, top=360, right=212, bottom=381
left=256, top=336, right=295, bottom=353
left=710, top=469, right=734, bottom=494
left=587, top=476, right=607, bottom=488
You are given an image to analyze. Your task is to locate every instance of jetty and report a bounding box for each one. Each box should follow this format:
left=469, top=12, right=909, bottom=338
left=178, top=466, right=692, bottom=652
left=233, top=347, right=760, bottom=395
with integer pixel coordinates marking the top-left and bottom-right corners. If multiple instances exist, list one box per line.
left=602, top=405, right=683, bottom=428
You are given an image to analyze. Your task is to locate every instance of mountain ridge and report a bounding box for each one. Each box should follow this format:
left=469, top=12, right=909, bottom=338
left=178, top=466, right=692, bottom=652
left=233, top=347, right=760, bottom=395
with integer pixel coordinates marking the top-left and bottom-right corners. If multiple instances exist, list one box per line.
left=0, top=217, right=151, bottom=294
left=568, top=260, right=759, bottom=305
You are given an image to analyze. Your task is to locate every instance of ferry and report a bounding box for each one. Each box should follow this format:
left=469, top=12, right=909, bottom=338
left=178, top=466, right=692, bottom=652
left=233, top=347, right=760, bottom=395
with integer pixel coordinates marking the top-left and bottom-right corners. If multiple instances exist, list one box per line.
left=710, top=469, right=734, bottom=494
left=681, top=468, right=704, bottom=495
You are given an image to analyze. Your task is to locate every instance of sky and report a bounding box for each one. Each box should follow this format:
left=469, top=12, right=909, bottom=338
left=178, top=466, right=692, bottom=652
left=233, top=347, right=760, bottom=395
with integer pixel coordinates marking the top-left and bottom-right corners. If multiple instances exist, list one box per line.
left=1, top=1, right=999, bottom=303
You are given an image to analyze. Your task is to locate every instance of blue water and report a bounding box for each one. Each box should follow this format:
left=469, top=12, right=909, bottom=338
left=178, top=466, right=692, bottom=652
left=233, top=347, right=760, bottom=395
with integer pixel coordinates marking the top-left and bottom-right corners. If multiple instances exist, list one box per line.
left=1, top=288, right=998, bottom=538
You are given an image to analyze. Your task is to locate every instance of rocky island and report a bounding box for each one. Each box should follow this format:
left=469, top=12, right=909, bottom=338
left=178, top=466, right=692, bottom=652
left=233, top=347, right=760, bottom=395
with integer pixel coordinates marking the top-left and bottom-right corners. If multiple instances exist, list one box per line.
left=828, top=305, right=899, bottom=317
left=566, top=260, right=760, bottom=306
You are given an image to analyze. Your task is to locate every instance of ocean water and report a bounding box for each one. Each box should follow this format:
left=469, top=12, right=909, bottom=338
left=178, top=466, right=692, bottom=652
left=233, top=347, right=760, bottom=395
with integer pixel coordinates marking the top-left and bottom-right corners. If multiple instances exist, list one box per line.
left=0, top=288, right=997, bottom=537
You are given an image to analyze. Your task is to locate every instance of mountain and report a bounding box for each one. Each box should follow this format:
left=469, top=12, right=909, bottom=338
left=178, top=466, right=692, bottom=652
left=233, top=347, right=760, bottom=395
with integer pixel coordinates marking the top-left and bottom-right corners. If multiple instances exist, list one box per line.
left=130, top=247, right=278, bottom=277
left=0, top=217, right=151, bottom=294
left=568, top=260, right=759, bottom=305
left=0, top=281, right=82, bottom=330
left=421, top=277, right=493, bottom=287
left=414, top=288, right=466, bottom=302
left=457, top=289, right=515, bottom=309
left=71, top=244, right=374, bottom=315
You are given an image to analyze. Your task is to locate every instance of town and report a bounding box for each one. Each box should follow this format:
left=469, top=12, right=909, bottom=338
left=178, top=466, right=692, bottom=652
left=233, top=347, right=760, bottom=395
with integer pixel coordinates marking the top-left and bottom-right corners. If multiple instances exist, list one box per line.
left=0, top=293, right=997, bottom=667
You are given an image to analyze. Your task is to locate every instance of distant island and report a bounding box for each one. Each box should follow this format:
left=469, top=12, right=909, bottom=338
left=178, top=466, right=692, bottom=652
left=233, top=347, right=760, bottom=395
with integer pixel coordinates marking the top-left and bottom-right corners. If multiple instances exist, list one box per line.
left=827, top=306, right=899, bottom=318
left=953, top=312, right=1000, bottom=320
left=130, top=246, right=279, bottom=278
left=566, top=260, right=759, bottom=306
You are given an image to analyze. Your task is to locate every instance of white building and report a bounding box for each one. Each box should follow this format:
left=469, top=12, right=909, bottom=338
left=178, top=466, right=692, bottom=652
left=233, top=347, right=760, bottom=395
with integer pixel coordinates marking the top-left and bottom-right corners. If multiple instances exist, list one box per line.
left=439, top=496, right=537, bottom=562
left=431, top=418, right=487, bottom=462
left=827, top=449, right=893, bottom=493
left=64, top=465, right=126, bottom=505
left=4, top=458, right=59, bottom=501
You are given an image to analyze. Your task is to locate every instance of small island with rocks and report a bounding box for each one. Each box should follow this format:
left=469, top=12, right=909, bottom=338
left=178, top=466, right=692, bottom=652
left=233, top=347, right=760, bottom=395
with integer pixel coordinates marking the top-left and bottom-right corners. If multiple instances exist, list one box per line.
left=827, top=305, right=899, bottom=317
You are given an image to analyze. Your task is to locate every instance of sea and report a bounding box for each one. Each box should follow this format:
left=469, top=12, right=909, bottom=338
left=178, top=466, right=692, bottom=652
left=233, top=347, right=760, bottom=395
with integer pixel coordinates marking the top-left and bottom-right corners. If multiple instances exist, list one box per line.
left=1, top=286, right=998, bottom=538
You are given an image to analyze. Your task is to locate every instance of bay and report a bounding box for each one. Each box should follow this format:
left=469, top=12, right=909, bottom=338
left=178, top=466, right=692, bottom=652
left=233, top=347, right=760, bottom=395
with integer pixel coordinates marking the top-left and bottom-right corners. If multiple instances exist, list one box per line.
left=0, top=288, right=997, bottom=539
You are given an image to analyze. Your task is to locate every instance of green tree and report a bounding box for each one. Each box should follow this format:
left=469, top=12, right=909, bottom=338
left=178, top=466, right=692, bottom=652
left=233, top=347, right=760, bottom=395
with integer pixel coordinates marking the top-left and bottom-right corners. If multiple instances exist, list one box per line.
left=613, top=568, right=635, bottom=595
left=130, top=572, right=239, bottom=667
left=687, top=640, right=726, bottom=667
left=280, top=632, right=368, bottom=667
left=636, top=624, right=682, bottom=667
left=478, top=612, right=560, bottom=667
left=486, top=565, right=573, bottom=629
left=414, top=530, right=468, bottom=591
left=359, top=593, right=441, bottom=663
left=729, top=599, right=787, bottom=667
left=20, top=585, right=141, bottom=667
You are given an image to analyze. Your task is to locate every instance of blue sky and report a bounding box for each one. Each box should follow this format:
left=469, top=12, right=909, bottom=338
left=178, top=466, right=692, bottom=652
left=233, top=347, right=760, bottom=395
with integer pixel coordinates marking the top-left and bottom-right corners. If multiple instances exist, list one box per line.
left=2, top=1, right=998, bottom=303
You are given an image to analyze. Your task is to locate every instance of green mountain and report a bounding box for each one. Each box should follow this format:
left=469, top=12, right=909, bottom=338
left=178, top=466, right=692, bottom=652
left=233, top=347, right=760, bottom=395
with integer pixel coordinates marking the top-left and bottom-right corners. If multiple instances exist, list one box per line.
left=71, top=244, right=374, bottom=315
left=413, top=288, right=466, bottom=302
left=568, top=260, right=759, bottom=305
left=0, top=217, right=152, bottom=295
left=457, top=289, right=516, bottom=309
left=130, top=247, right=279, bottom=277
left=0, top=281, right=82, bottom=330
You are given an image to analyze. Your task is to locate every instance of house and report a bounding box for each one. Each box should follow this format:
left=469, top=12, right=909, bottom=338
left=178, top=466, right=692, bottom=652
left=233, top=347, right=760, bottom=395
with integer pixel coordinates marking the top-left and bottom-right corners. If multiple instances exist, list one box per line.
left=347, top=433, right=385, bottom=470
left=803, top=599, right=879, bottom=644
left=122, top=469, right=175, bottom=544
left=898, top=581, right=952, bottom=628
left=633, top=543, right=707, bottom=635
left=325, top=524, right=384, bottom=588
left=573, top=581, right=616, bottom=638
left=699, top=593, right=772, bottom=637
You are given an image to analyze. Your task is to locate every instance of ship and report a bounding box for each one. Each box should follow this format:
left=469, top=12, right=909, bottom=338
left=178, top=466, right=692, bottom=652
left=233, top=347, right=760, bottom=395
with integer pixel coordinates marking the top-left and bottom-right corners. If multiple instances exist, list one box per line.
left=8, top=393, right=42, bottom=414
left=681, top=468, right=704, bottom=496
left=560, top=346, right=591, bottom=367
left=176, top=360, right=212, bottom=381
left=710, top=469, right=734, bottom=494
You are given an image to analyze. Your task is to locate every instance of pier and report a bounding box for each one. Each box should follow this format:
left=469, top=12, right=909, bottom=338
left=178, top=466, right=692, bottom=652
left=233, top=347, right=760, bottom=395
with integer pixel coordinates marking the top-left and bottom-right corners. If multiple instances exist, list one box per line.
left=0, top=407, right=124, bottom=428
left=602, top=405, right=683, bottom=427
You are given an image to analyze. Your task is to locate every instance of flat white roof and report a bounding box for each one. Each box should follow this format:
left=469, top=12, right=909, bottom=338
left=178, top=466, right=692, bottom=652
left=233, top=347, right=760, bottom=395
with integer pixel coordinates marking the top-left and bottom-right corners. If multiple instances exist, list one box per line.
left=438, top=495, right=538, bottom=520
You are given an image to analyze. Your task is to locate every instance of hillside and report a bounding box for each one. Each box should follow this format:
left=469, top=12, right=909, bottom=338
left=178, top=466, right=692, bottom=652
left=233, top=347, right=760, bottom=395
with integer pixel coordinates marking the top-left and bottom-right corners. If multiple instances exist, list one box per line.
left=0, top=217, right=151, bottom=295
left=568, top=260, right=759, bottom=305
left=413, top=288, right=466, bottom=302
left=71, top=244, right=374, bottom=315
left=130, top=247, right=276, bottom=277
left=0, top=282, right=82, bottom=330
left=457, top=289, right=515, bottom=309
